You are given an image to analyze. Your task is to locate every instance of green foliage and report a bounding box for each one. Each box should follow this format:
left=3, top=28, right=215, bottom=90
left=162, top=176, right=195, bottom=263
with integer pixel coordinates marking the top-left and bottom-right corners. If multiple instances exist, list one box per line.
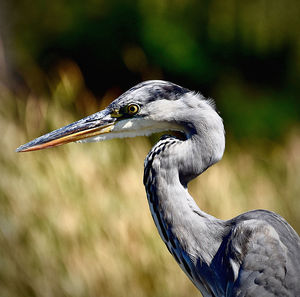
left=2, top=0, right=300, bottom=138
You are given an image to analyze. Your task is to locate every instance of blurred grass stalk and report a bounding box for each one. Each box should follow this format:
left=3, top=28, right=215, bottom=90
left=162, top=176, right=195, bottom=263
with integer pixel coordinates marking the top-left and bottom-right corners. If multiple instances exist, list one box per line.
left=0, top=62, right=299, bottom=297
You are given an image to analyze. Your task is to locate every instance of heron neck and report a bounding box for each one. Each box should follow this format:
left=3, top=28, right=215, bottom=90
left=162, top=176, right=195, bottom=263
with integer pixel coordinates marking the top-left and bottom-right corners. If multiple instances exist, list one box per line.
left=143, top=133, right=225, bottom=264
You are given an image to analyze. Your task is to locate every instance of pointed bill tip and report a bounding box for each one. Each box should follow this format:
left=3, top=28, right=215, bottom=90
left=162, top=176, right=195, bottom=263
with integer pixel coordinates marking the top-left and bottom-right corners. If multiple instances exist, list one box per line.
left=16, top=146, right=23, bottom=153
left=16, top=143, right=48, bottom=153
left=16, top=143, right=33, bottom=152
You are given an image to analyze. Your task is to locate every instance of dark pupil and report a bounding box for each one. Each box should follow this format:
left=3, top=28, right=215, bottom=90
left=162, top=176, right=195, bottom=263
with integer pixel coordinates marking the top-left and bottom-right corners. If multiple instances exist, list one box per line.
left=129, top=106, right=135, bottom=112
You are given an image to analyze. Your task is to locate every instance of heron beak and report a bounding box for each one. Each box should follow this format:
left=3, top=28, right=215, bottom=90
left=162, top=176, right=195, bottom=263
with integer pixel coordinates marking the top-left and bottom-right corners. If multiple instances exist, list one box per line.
left=16, top=109, right=117, bottom=152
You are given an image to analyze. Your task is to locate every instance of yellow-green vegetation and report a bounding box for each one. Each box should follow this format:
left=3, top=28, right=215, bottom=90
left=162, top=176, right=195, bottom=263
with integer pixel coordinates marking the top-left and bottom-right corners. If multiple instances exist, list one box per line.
left=0, top=75, right=299, bottom=297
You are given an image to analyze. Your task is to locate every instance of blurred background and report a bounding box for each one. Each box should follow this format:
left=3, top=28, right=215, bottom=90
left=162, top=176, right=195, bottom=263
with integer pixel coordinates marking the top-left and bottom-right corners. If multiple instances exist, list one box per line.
left=0, top=1, right=300, bottom=296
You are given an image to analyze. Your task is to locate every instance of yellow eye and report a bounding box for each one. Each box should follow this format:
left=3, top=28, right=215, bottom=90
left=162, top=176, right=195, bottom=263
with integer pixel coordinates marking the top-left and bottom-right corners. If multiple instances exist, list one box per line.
left=127, top=104, right=140, bottom=115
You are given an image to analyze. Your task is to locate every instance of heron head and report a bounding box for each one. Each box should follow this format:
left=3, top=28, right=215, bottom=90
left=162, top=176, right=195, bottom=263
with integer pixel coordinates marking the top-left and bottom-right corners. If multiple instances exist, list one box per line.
left=16, top=80, right=218, bottom=152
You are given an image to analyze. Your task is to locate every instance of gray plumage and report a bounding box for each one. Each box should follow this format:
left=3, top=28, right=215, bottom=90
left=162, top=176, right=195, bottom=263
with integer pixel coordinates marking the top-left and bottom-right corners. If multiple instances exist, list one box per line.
left=17, top=80, right=300, bottom=297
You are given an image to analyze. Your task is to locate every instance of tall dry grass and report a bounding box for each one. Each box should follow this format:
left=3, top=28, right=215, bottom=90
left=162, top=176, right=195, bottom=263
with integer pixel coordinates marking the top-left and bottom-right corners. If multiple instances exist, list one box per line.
left=0, top=69, right=299, bottom=297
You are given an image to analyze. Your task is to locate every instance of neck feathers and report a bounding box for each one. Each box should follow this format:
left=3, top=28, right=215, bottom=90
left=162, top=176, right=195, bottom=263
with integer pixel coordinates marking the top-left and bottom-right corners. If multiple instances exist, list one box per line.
left=143, top=93, right=225, bottom=240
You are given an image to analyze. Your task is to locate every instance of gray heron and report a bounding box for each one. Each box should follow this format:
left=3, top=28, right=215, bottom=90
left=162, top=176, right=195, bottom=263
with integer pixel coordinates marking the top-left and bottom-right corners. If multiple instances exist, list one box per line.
left=17, top=80, right=300, bottom=297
